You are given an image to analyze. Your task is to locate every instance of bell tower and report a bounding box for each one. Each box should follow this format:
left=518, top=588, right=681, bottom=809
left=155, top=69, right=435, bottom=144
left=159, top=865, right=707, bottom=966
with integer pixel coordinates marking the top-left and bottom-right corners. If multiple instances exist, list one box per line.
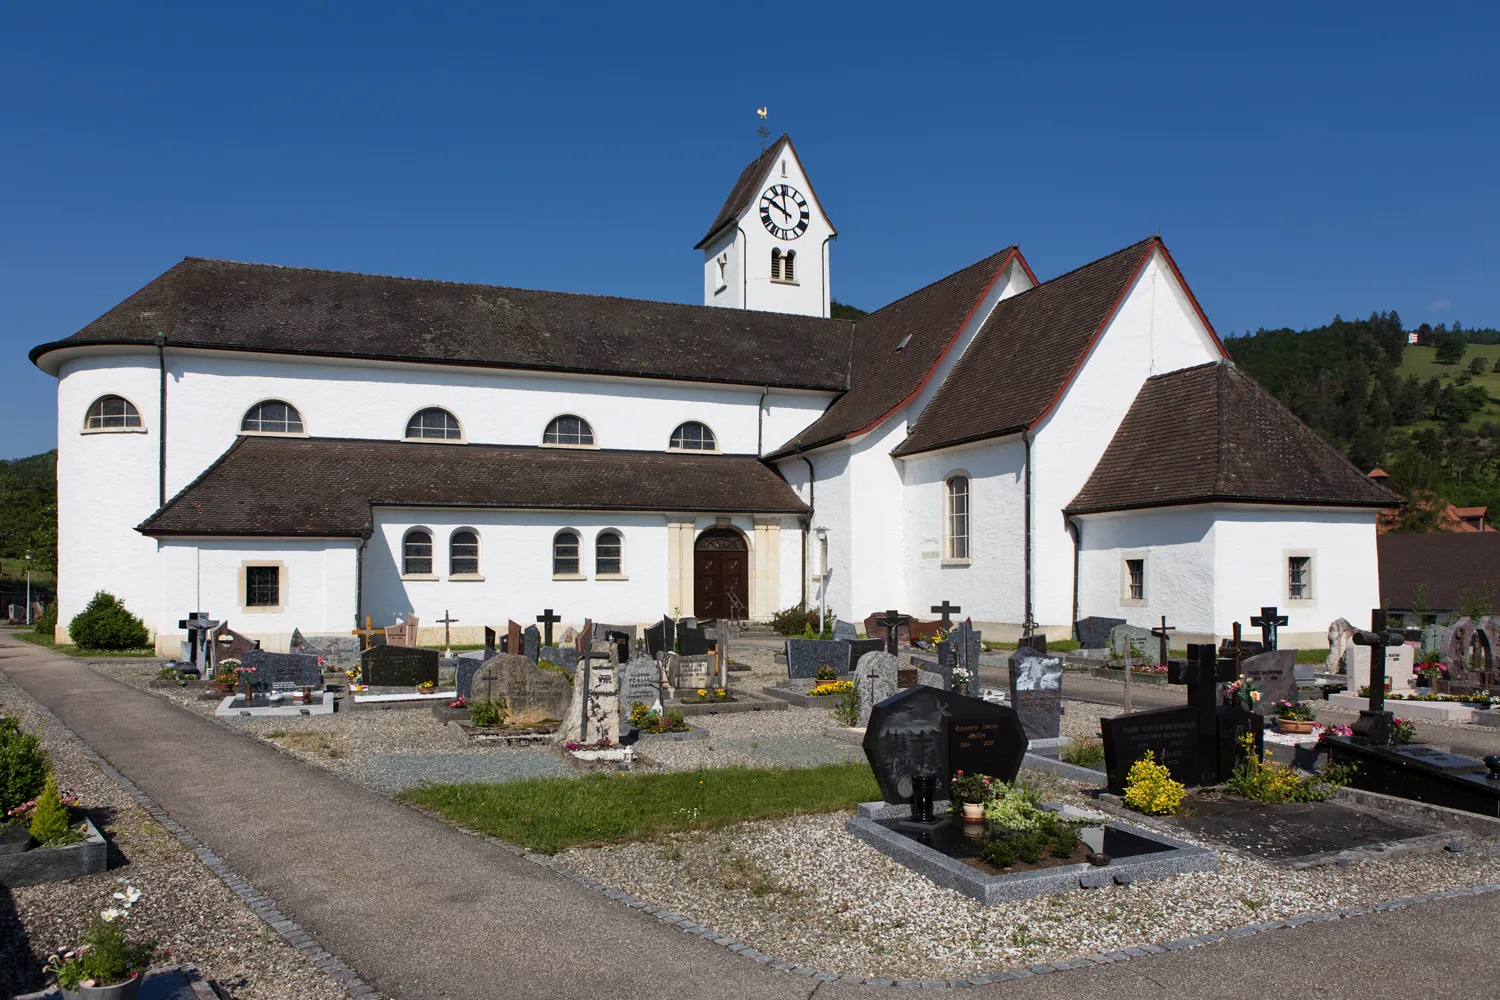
left=695, top=133, right=836, bottom=318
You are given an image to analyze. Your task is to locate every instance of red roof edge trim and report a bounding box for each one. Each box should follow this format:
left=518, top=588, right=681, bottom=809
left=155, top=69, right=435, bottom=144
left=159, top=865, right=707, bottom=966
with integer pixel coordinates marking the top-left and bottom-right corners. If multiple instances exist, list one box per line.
left=843, top=248, right=1021, bottom=444
left=1026, top=241, right=1156, bottom=432
left=1153, top=240, right=1229, bottom=359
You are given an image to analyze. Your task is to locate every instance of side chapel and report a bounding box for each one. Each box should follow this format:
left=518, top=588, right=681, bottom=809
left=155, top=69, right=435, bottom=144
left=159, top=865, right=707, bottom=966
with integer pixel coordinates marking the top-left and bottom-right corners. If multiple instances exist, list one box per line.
left=33, top=134, right=1394, bottom=652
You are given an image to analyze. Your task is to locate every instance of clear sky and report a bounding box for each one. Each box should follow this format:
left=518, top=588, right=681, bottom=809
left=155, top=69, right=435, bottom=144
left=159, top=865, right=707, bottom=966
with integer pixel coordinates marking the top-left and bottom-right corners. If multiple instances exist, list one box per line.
left=2, top=1, right=1496, bottom=459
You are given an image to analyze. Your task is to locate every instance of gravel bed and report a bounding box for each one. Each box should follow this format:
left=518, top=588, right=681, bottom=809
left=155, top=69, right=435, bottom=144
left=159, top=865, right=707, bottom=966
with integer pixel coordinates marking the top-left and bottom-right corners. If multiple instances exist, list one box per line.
left=0, top=669, right=346, bottom=1000
left=558, top=767, right=1500, bottom=982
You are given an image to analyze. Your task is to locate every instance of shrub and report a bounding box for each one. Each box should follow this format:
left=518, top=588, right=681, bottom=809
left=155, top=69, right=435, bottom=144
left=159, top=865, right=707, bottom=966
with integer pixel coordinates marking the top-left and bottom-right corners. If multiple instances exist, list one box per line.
left=67, top=591, right=149, bottom=651
left=770, top=603, right=822, bottom=636
left=28, top=774, right=80, bottom=846
left=1060, top=736, right=1106, bottom=767
left=1224, top=733, right=1352, bottom=804
left=975, top=813, right=1081, bottom=869
left=1123, top=751, right=1186, bottom=815
left=32, top=600, right=57, bottom=638
left=982, top=780, right=1046, bottom=830
left=0, top=712, right=50, bottom=814
left=950, top=771, right=995, bottom=805
left=831, top=675, right=860, bottom=727
left=470, top=698, right=506, bottom=728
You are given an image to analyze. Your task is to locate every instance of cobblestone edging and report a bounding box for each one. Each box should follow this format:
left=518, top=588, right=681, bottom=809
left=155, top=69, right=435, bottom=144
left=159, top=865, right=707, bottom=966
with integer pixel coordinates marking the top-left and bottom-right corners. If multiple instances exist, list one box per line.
left=13, top=689, right=379, bottom=1000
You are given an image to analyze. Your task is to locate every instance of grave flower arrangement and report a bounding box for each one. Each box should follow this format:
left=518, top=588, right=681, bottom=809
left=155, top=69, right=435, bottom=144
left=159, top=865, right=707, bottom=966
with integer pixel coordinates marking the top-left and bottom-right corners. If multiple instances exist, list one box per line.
left=814, top=664, right=838, bottom=682
left=447, top=696, right=467, bottom=710
left=234, top=663, right=257, bottom=698
left=42, top=885, right=157, bottom=994
left=949, top=770, right=995, bottom=814
left=469, top=698, right=507, bottom=728
left=952, top=667, right=971, bottom=695
left=1225, top=732, right=1351, bottom=804
left=1274, top=699, right=1317, bottom=721
left=809, top=679, right=853, bottom=697
left=211, top=660, right=239, bottom=692
left=686, top=687, right=730, bottom=703
left=629, top=701, right=690, bottom=734
left=1223, top=674, right=1261, bottom=711
left=1415, top=658, right=1447, bottom=688
left=562, top=737, right=615, bottom=751
left=417, top=680, right=436, bottom=695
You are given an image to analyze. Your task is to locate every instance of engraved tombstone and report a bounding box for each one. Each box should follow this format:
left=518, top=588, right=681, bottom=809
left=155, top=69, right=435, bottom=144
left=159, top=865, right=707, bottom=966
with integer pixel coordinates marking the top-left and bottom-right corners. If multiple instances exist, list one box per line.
left=1007, top=648, right=1063, bottom=739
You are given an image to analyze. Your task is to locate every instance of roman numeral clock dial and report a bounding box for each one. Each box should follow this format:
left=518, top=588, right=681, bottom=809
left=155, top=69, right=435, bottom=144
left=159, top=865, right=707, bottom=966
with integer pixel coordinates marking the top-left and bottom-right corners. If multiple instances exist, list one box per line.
left=759, top=184, right=810, bottom=240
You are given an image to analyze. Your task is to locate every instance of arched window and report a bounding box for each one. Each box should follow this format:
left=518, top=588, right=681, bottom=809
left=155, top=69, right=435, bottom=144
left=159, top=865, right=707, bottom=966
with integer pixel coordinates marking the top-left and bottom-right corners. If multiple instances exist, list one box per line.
left=784, top=249, right=796, bottom=282
left=945, top=475, right=970, bottom=561
left=553, top=530, right=581, bottom=576
left=84, top=395, right=142, bottom=431
left=543, top=415, right=594, bottom=446
left=403, top=529, right=433, bottom=575
left=450, top=530, right=479, bottom=576
left=241, top=400, right=304, bottom=434
left=405, top=407, right=462, bottom=440
left=770, top=247, right=782, bottom=280
left=669, top=421, right=717, bottom=451
left=596, top=530, right=623, bottom=576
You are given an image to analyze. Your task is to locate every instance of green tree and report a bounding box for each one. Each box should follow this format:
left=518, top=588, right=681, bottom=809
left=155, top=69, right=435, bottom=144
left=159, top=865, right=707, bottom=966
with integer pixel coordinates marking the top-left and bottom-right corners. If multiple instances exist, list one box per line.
left=1471, top=356, right=1489, bottom=375
left=1436, top=334, right=1467, bottom=364
left=830, top=300, right=867, bottom=321
left=28, top=774, right=72, bottom=845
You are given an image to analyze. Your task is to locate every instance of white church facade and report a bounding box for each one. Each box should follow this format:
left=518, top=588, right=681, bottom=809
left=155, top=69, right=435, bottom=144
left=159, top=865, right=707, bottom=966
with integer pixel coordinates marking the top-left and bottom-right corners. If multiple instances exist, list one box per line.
left=34, top=134, right=1395, bottom=653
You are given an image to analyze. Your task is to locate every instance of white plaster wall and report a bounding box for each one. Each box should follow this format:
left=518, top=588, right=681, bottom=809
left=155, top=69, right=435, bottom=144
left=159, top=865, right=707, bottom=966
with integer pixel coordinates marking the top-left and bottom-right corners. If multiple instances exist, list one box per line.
left=847, top=417, right=911, bottom=618
left=702, top=228, right=741, bottom=309
left=776, top=514, right=805, bottom=611
left=155, top=538, right=358, bottom=653
left=1211, top=506, right=1380, bottom=646
left=55, top=357, right=164, bottom=642
left=1075, top=508, right=1217, bottom=634
left=899, top=437, right=1026, bottom=624
left=1031, top=250, right=1225, bottom=628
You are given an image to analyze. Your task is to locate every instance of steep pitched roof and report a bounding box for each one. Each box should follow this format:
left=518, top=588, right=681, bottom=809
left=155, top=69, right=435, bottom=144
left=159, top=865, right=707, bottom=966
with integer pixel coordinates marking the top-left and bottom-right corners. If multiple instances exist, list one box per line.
left=139, top=436, right=808, bottom=537
left=693, top=134, right=837, bottom=249
left=1378, top=532, right=1500, bottom=611
left=767, top=247, right=1027, bottom=458
left=893, top=238, right=1182, bottom=457
left=1065, top=361, right=1400, bottom=515
left=31, top=257, right=853, bottom=391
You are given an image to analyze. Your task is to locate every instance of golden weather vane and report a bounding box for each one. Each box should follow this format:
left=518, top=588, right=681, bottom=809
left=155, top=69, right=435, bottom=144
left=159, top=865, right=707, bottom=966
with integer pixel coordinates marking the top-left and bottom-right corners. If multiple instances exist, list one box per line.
left=756, top=106, right=770, bottom=151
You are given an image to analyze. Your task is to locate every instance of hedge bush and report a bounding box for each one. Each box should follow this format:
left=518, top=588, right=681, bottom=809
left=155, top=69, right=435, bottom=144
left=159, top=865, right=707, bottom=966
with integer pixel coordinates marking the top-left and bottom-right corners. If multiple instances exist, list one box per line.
left=0, top=712, right=50, bottom=815
left=68, top=591, right=150, bottom=651
left=32, top=600, right=57, bottom=637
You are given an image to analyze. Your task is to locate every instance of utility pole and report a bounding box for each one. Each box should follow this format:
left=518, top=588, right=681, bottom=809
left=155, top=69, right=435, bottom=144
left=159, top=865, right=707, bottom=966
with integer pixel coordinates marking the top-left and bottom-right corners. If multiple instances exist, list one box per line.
left=24, top=550, right=31, bottom=626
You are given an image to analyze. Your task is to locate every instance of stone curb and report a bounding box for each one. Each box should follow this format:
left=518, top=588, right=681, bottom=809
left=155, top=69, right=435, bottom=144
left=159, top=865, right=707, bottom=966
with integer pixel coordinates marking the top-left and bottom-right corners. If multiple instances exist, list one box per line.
left=8, top=671, right=378, bottom=1000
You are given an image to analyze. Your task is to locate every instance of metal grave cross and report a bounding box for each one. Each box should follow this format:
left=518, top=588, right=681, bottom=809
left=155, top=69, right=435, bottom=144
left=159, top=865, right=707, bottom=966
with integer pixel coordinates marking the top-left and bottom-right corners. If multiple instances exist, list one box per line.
left=877, top=609, right=910, bottom=656
left=1349, top=609, right=1419, bottom=743
left=930, top=601, right=962, bottom=629
left=436, top=609, right=458, bottom=657
left=1224, top=622, right=1251, bottom=678
left=536, top=608, right=562, bottom=647
left=1151, top=615, right=1176, bottom=666
left=1250, top=606, right=1289, bottom=650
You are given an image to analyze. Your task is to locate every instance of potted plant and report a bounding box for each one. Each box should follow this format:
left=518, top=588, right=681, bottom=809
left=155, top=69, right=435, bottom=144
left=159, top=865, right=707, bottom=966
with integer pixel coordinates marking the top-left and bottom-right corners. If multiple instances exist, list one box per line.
left=1224, top=674, right=1261, bottom=712
left=1274, top=699, right=1318, bottom=733
left=210, top=660, right=238, bottom=694
left=950, top=770, right=993, bottom=821
left=813, top=664, right=838, bottom=683
left=234, top=663, right=257, bottom=701
left=952, top=666, right=971, bottom=697
left=44, top=886, right=156, bottom=999
left=1414, top=656, right=1446, bottom=691
left=417, top=680, right=436, bottom=696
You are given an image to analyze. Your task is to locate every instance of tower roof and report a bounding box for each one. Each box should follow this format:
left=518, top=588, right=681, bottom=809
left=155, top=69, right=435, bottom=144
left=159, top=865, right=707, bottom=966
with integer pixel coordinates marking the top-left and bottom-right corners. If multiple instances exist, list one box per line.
left=694, top=134, right=837, bottom=249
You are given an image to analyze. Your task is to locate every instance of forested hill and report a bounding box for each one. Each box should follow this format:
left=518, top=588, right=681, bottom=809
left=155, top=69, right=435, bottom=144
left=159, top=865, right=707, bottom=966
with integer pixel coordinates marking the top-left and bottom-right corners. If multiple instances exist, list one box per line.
left=0, top=450, right=57, bottom=571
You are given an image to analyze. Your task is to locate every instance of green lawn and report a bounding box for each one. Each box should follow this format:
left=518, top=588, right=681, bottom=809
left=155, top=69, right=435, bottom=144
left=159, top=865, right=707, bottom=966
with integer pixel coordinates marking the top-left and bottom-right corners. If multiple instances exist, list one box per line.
left=1396, top=344, right=1500, bottom=429
left=8, top=629, right=157, bottom=658
left=400, top=763, right=880, bottom=853
left=0, top=558, right=55, bottom=591
left=984, top=639, right=1082, bottom=653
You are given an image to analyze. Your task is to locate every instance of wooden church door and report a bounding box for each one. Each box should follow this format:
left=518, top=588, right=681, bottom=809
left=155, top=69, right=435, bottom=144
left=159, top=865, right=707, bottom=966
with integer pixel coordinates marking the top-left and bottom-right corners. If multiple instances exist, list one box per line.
left=694, top=528, right=748, bottom=619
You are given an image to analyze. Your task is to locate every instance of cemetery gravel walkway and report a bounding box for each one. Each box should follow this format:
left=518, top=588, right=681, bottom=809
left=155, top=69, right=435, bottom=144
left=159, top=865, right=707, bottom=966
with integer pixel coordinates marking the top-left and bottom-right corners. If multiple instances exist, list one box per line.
left=4, top=634, right=1500, bottom=999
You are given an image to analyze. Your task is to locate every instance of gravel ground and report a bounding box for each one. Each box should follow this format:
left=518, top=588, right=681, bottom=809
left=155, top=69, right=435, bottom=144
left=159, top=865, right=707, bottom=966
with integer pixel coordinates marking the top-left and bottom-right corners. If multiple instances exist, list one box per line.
left=0, top=668, right=347, bottom=1000
left=558, top=766, right=1500, bottom=982
left=642, top=706, right=865, bottom=771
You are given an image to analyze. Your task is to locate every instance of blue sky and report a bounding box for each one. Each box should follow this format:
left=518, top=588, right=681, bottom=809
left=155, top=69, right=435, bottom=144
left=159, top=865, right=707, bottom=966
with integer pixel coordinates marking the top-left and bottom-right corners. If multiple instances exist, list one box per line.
left=2, top=1, right=1496, bottom=459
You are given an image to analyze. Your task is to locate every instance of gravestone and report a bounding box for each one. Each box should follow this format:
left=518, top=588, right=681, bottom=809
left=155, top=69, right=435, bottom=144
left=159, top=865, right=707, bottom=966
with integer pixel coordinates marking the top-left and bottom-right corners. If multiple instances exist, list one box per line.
left=239, top=650, right=323, bottom=693
left=470, top=653, right=571, bottom=725
left=666, top=652, right=715, bottom=694
left=213, top=623, right=260, bottom=661
left=1109, top=623, right=1159, bottom=664
left=952, top=620, right=982, bottom=677
left=867, top=610, right=911, bottom=653
left=677, top=623, right=713, bottom=656
left=539, top=646, right=579, bottom=677
left=560, top=626, right=578, bottom=647
left=621, top=654, right=663, bottom=714
left=862, top=685, right=1025, bottom=804
left=709, top=624, right=733, bottom=686
left=786, top=638, right=852, bottom=679
left=1349, top=642, right=1415, bottom=694
left=507, top=620, right=524, bottom=657
left=1007, top=648, right=1063, bottom=739
left=1017, top=633, right=1047, bottom=655
left=556, top=653, right=621, bottom=744
left=1076, top=616, right=1126, bottom=649
left=595, top=622, right=636, bottom=663
left=1327, top=618, right=1356, bottom=674
left=523, top=625, right=541, bottom=664
left=1101, top=706, right=1200, bottom=794
left=360, top=645, right=440, bottom=687
left=833, top=619, right=858, bottom=641
left=854, top=651, right=942, bottom=728
left=645, top=617, right=675, bottom=658
left=845, top=638, right=885, bottom=664
left=455, top=650, right=495, bottom=701
left=908, top=619, right=943, bottom=646
left=1240, top=649, right=1297, bottom=714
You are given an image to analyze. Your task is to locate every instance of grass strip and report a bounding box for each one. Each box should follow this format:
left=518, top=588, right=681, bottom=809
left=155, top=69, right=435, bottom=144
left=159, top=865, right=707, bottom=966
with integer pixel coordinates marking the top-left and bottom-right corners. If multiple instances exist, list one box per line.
left=7, top=629, right=157, bottom=658
left=401, top=763, right=879, bottom=853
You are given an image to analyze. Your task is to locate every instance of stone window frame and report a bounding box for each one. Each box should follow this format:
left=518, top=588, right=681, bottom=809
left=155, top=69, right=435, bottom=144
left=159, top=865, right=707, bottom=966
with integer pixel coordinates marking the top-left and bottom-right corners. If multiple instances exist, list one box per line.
left=449, top=527, right=483, bottom=581
left=595, top=528, right=627, bottom=580
left=541, top=413, right=598, bottom=449
left=401, top=527, right=437, bottom=580
left=668, top=421, right=719, bottom=453
left=553, top=528, right=585, bottom=580
left=81, top=394, right=147, bottom=435
left=403, top=406, right=465, bottom=443
left=1286, top=550, right=1315, bottom=602
left=239, top=560, right=286, bottom=614
left=239, top=398, right=308, bottom=436
left=1121, top=552, right=1148, bottom=605
left=942, top=472, right=972, bottom=566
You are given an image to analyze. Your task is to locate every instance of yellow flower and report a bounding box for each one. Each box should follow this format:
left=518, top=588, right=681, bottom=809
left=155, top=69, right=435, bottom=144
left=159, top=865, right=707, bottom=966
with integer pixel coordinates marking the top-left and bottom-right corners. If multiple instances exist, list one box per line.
left=1251, top=691, right=1261, bottom=702
left=697, top=689, right=707, bottom=697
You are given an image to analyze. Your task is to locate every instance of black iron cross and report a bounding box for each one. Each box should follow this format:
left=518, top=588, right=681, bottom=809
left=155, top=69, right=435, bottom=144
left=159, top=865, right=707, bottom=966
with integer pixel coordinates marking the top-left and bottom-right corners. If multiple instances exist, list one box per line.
left=930, top=601, right=961, bottom=628
left=1250, top=606, right=1289, bottom=650
left=1350, top=608, right=1409, bottom=744
left=536, top=608, right=562, bottom=647
left=1151, top=615, right=1175, bottom=666
left=1225, top=622, right=1250, bottom=678
left=877, top=609, right=909, bottom=656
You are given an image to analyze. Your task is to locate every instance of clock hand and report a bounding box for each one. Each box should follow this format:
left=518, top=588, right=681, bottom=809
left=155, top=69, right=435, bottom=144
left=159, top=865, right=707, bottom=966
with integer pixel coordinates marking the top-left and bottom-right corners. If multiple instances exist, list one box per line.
left=768, top=197, right=791, bottom=221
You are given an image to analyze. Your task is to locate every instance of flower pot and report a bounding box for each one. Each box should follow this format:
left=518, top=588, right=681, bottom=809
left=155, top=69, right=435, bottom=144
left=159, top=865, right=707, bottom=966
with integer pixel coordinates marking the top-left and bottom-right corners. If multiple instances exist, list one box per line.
left=212, top=682, right=236, bottom=694
left=961, top=802, right=985, bottom=821
left=1276, top=719, right=1316, bottom=734
left=62, top=975, right=142, bottom=1000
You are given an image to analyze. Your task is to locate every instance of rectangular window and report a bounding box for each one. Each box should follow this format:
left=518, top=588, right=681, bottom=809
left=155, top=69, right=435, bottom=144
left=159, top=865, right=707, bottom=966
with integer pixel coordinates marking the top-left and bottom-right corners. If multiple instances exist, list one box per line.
left=1127, top=559, right=1144, bottom=601
left=246, top=566, right=280, bottom=607
left=1289, top=556, right=1311, bottom=599
left=946, top=477, right=970, bottom=561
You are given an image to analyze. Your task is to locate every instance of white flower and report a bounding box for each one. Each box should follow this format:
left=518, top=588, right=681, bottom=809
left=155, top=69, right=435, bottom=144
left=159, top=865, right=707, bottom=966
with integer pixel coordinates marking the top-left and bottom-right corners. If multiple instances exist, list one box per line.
left=100, top=908, right=124, bottom=922
left=113, top=886, right=142, bottom=906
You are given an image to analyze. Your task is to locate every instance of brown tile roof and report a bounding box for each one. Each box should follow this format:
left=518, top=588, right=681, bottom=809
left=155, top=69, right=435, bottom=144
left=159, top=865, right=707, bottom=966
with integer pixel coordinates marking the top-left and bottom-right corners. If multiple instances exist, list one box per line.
left=32, top=257, right=853, bottom=392
left=1065, top=361, right=1401, bottom=515
left=693, top=134, right=837, bottom=249
left=1379, top=532, right=1500, bottom=611
left=893, top=239, right=1179, bottom=457
left=767, top=248, right=1026, bottom=458
left=138, top=436, right=808, bottom=536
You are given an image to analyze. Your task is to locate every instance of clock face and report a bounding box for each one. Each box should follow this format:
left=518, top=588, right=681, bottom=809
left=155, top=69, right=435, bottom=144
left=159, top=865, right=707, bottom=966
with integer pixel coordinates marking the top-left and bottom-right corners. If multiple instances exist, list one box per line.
left=759, top=184, right=810, bottom=240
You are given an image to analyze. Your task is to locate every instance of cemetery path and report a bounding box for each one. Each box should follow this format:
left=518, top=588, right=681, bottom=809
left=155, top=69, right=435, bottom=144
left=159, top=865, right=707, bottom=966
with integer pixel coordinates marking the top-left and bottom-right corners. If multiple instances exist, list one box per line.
left=0, top=636, right=811, bottom=1000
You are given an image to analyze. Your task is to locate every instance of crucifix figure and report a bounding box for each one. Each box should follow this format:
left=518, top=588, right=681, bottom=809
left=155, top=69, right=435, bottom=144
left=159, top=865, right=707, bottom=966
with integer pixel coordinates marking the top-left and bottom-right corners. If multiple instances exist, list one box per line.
left=350, top=616, right=385, bottom=652
left=536, top=608, right=562, bottom=647
left=436, top=609, right=458, bottom=658
left=931, top=601, right=961, bottom=629
left=1151, top=615, right=1175, bottom=667
left=1250, top=606, right=1288, bottom=650
left=178, top=612, right=221, bottom=677
left=877, top=609, right=909, bottom=656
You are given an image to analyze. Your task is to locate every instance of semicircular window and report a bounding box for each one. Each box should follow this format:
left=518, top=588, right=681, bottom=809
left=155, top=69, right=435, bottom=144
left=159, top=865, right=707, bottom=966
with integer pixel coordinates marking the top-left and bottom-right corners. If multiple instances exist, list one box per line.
left=405, top=407, right=462, bottom=440
left=84, top=395, right=142, bottom=431
left=241, top=400, right=305, bottom=434
left=669, top=421, right=717, bottom=451
left=543, top=414, right=595, bottom=446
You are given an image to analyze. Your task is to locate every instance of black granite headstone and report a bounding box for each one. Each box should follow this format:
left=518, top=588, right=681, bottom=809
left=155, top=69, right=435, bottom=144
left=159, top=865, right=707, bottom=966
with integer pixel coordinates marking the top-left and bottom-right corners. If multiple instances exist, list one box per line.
left=862, top=685, right=1025, bottom=804
left=677, top=623, right=714, bottom=656
left=786, top=638, right=852, bottom=679
left=1007, top=648, right=1063, bottom=739
left=1214, top=705, right=1265, bottom=783
left=484, top=626, right=497, bottom=655
left=239, top=650, right=323, bottom=693
left=1100, top=705, right=1200, bottom=794
left=361, top=645, right=440, bottom=687
left=1018, top=633, right=1048, bottom=655
left=846, top=638, right=885, bottom=663
left=522, top=625, right=541, bottom=664
left=1076, top=616, right=1126, bottom=649
left=645, top=617, right=675, bottom=658
left=1323, top=737, right=1500, bottom=817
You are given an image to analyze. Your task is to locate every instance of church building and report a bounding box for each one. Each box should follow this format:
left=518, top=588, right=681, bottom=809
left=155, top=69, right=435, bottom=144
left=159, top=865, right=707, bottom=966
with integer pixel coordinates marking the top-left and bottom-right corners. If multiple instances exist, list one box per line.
left=32, top=134, right=1395, bottom=652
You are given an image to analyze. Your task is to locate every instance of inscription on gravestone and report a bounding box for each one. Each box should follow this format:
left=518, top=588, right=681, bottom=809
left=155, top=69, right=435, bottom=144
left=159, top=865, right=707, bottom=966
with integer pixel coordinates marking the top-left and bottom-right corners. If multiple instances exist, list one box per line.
left=862, top=686, right=1026, bottom=805
left=1100, top=706, right=1200, bottom=794
left=239, top=650, right=323, bottom=693
left=621, top=655, right=662, bottom=713
left=360, top=645, right=440, bottom=688
left=1240, top=649, right=1297, bottom=715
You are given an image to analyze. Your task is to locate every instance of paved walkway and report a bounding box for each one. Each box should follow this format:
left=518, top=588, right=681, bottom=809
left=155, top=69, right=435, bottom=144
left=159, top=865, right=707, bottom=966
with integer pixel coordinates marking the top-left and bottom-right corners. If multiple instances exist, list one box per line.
left=3, top=633, right=1499, bottom=999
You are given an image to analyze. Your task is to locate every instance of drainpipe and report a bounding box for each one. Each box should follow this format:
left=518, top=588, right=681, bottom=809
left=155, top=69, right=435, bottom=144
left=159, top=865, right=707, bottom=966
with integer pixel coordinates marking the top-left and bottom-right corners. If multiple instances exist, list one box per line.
left=737, top=226, right=749, bottom=308
left=756, top=385, right=770, bottom=455
left=1068, top=516, right=1082, bottom=640
left=155, top=334, right=167, bottom=508
left=1022, top=429, right=1033, bottom=634
left=795, top=446, right=815, bottom=608
left=355, top=521, right=373, bottom=637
